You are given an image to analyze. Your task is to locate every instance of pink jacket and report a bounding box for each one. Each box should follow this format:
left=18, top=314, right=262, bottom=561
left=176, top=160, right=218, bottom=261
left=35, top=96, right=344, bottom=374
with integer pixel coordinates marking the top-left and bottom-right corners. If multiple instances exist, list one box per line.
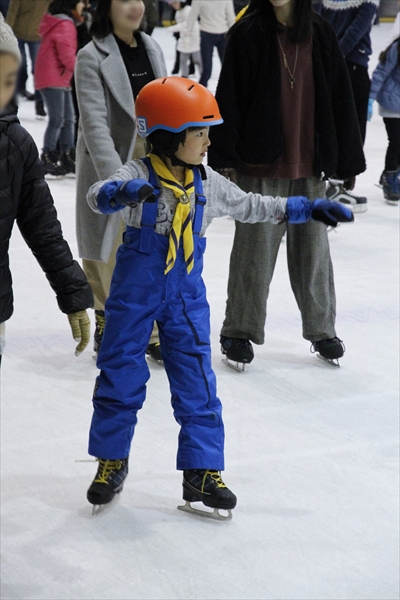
left=35, top=13, right=77, bottom=90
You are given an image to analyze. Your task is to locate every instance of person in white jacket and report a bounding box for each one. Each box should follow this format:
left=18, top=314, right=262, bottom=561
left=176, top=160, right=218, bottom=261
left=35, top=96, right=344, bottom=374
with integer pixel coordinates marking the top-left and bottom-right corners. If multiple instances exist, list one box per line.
left=185, top=0, right=235, bottom=87
left=169, top=1, right=202, bottom=78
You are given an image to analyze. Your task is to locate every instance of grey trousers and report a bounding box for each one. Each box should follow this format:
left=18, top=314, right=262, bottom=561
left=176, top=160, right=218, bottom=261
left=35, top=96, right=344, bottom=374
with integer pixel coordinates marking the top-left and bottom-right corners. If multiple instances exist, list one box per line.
left=221, top=175, right=337, bottom=344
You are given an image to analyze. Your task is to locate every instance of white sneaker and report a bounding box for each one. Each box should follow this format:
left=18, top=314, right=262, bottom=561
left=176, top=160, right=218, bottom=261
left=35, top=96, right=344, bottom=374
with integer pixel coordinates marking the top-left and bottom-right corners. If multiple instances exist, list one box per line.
left=326, top=179, right=368, bottom=213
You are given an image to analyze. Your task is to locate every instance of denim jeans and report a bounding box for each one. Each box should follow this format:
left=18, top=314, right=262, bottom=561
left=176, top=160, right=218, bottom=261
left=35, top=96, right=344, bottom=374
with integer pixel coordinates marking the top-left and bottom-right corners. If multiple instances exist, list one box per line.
left=17, top=39, right=42, bottom=101
left=199, top=31, right=227, bottom=88
left=41, top=88, right=75, bottom=153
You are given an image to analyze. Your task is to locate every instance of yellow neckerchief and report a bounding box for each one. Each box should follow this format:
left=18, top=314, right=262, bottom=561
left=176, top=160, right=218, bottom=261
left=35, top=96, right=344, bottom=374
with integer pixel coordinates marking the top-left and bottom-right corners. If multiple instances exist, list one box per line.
left=148, top=153, right=195, bottom=274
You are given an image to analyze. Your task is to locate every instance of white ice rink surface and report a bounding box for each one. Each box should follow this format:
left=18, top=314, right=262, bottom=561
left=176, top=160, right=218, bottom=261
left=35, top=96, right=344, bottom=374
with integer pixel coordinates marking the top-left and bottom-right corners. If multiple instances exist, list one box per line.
left=1, top=23, right=399, bottom=600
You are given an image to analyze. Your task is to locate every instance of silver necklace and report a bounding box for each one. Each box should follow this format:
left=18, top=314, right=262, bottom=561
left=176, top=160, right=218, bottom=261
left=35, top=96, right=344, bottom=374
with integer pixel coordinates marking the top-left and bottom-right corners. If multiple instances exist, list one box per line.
left=277, top=35, right=299, bottom=92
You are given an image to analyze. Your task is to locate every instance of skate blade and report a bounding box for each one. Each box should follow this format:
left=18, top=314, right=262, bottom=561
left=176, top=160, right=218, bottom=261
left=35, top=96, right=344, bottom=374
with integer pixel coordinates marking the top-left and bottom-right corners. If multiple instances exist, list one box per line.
left=177, top=501, right=232, bottom=521
left=222, top=357, right=246, bottom=373
left=317, top=353, right=341, bottom=368
left=91, top=504, right=105, bottom=516
left=386, top=199, right=400, bottom=206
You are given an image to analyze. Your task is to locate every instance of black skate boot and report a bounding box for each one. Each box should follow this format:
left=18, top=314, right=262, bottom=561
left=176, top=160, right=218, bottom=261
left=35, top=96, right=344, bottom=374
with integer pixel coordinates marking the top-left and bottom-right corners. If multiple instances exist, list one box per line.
left=35, top=100, right=47, bottom=119
left=326, top=179, right=368, bottom=213
left=93, top=310, right=106, bottom=355
left=381, top=170, right=400, bottom=205
left=220, top=335, right=254, bottom=372
left=179, top=469, right=237, bottom=520
left=60, top=149, right=76, bottom=178
left=87, top=458, right=129, bottom=511
left=146, top=341, right=163, bottom=363
left=41, top=151, right=66, bottom=179
left=311, top=337, right=345, bottom=367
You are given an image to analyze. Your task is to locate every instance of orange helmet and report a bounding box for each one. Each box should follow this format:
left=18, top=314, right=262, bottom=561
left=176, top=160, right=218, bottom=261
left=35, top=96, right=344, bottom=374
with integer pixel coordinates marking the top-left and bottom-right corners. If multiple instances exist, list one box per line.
left=135, top=77, right=223, bottom=137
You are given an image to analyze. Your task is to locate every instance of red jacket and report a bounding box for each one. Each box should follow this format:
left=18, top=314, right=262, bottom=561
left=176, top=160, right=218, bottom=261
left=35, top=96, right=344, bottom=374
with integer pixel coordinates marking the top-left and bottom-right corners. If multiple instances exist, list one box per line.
left=35, top=14, right=77, bottom=90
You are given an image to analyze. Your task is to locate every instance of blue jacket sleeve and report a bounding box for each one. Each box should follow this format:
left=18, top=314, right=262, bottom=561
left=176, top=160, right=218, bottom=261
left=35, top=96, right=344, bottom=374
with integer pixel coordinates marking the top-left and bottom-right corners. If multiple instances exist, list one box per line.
left=338, top=4, right=377, bottom=58
left=370, top=43, right=398, bottom=100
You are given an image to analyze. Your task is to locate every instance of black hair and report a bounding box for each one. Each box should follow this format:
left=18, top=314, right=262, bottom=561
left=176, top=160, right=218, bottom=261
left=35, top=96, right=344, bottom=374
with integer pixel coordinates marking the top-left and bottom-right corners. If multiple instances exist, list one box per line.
left=48, top=0, right=81, bottom=17
left=90, top=0, right=113, bottom=37
left=230, top=0, right=313, bottom=44
left=379, top=37, right=400, bottom=66
left=148, top=126, right=205, bottom=166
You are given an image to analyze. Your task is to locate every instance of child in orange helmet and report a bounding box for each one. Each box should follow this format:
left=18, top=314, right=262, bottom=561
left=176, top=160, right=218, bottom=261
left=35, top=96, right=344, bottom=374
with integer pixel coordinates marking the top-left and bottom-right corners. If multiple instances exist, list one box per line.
left=85, top=77, right=353, bottom=519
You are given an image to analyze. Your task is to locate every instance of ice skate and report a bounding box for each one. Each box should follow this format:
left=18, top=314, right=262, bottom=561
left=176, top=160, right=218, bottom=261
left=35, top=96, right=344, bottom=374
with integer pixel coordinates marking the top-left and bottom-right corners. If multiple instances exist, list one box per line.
left=220, top=335, right=254, bottom=372
left=326, top=179, right=368, bottom=213
left=381, top=170, right=400, bottom=205
left=60, top=149, right=76, bottom=178
left=41, top=151, right=66, bottom=179
left=146, top=341, right=164, bottom=363
left=93, top=310, right=106, bottom=357
left=311, top=337, right=345, bottom=367
left=178, top=470, right=237, bottom=520
left=87, top=458, right=129, bottom=513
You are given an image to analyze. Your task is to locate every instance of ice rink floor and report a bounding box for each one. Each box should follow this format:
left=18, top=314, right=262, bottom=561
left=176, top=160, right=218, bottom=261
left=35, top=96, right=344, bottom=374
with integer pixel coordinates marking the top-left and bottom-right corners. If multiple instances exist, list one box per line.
left=1, top=23, right=399, bottom=600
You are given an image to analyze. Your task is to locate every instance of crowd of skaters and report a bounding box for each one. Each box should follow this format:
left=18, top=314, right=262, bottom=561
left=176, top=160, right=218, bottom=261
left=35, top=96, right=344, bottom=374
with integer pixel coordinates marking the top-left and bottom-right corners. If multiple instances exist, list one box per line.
left=0, top=0, right=399, bottom=511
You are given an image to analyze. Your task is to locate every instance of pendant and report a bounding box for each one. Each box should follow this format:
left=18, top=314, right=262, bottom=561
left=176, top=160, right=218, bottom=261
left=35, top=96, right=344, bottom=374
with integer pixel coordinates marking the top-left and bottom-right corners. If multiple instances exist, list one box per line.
left=290, top=77, right=295, bottom=91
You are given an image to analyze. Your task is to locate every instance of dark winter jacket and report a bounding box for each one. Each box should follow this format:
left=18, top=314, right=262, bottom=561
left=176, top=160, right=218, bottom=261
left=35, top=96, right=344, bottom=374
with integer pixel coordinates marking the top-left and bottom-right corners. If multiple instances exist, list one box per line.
left=370, top=41, right=400, bottom=113
left=208, top=13, right=366, bottom=181
left=315, top=0, right=378, bottom=68
left=0, top=113, right=93, bottom=324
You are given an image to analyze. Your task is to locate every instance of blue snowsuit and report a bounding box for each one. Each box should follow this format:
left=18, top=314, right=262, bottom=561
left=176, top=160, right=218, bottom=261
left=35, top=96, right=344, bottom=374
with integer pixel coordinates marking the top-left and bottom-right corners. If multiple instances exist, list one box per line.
left=88, top=160, right=225, bottom=470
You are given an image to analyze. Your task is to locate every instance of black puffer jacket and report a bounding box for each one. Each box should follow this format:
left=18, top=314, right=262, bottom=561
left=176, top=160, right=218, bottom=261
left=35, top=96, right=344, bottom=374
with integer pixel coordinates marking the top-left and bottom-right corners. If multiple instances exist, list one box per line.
left=0, top=113, right=93, bottom=324
left=208, top=13, right=366, bottom=181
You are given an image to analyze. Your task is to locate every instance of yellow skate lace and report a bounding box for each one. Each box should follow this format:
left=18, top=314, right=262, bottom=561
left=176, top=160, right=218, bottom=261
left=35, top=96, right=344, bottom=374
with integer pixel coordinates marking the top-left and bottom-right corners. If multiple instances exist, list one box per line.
left=94, top=459, right=122, bottom=484
left=96, top=313, right=106, bottom=336
left=201, top=470, right=227, bottom=492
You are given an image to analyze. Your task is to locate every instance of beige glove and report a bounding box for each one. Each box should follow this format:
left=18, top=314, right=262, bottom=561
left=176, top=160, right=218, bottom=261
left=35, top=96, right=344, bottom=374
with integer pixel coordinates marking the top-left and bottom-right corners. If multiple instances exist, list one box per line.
left=67, top=310, right=91, bottom=356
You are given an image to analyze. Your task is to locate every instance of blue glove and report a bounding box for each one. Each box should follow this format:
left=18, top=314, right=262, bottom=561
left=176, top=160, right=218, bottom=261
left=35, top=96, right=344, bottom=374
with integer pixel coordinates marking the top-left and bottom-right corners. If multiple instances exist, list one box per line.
left=97, top=179, right=156, bottom=214
left=367, top=98, right=374, bottom=122
left=285, top=196, right=354, bottom=227
left=311, top=198, right=354, bottom=227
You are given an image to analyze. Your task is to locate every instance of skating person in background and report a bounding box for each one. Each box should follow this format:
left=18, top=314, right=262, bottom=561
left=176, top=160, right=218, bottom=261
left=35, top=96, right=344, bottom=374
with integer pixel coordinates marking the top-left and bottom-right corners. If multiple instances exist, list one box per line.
left=368, top=36, right=400, bottom=205
left=71, top=0, right=93, bottom=143
left=316, top=0, right=379, bottom=212
left=5, top=0, right=50, bottom=117
left=169, top=1, right=202, bottom=79
left=75, top=0, right=167, bottom=360
left=0, top=14, right=93, bottom=365
left=208, top=0, right=365, bottom=369
left=84, top=77, right=353, bottom=516
left=185, top=0, right=236, bottom=88
left=35, top=0, right=85, bottom=178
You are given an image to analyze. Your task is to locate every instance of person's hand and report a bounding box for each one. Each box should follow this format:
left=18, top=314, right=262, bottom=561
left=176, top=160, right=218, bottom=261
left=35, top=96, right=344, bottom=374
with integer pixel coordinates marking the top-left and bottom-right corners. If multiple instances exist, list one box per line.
left=115, top=179, right=156, bottom=206
left=311, top=198, right=354, bottom=227
left=98, top=179, right=156, bottom=213
left=343, top=176, right=356, bottom=191
left=367, top=98, right=374, bottom=121
left=67, top=310, right=91, bottom=356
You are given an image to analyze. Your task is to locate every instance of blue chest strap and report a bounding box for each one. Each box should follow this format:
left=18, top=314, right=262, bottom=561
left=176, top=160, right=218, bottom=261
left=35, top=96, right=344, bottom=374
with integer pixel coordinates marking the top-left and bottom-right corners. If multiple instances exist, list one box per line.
left=138, top=157, right=207, bottom=254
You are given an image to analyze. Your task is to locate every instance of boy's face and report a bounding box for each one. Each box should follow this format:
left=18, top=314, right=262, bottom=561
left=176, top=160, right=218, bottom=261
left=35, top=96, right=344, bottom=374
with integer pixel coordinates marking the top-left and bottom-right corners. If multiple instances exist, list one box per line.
left=0, top=54, right=19, bottom=111
left=176, top=128, right=211, bottom=165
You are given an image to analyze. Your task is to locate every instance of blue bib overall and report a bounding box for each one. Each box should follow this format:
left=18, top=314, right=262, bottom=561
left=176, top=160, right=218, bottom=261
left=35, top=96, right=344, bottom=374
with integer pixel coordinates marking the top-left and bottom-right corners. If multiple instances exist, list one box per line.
left=89, top=160, right=225, bottom=470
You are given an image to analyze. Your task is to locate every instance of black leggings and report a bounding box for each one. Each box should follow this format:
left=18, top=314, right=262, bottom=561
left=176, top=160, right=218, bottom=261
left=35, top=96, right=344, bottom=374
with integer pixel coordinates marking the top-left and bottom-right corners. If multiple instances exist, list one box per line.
left=383, top=118, right=400, bottom=171
left=346, top=61, right=370, bottom=145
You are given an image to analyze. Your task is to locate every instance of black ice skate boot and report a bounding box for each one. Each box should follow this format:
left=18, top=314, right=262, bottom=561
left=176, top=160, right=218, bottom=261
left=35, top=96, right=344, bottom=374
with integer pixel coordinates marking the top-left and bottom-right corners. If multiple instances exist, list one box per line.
left=220, top=335, right=254, bottom=372
left=146, top=341, right=163, bottom=363
left=93, top=310, right=106, bottom=355
left=179, top=470, right=237, bottom=520
left=60, top=149, right=76, bottom=178
left=381, top=170, right=400, bottom=205
left=87, top=458, right=129, bottom=510
left=41, top=151, right=66, bottom=179
left=35, top=100, right=47, bottom=119
left=326, top=179, right=368, bottom=213
left=311, top=337, right=345, bottom=367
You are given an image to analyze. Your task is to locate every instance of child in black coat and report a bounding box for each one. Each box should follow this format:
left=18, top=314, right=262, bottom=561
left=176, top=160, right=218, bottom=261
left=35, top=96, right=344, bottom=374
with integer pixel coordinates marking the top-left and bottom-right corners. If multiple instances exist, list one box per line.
left=0, top=13, right=93, bottom=364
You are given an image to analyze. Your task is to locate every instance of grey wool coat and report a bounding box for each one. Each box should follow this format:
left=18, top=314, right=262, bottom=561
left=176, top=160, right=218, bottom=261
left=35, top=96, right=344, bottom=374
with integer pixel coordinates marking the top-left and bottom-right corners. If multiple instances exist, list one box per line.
left=75, top=33, right=167, bottom=262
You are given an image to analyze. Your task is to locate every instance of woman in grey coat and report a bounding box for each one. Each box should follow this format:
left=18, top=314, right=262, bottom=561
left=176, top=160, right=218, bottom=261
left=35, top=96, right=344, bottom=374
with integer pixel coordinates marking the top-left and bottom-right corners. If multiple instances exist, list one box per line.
left=75, top=0, right=167, bottom=357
